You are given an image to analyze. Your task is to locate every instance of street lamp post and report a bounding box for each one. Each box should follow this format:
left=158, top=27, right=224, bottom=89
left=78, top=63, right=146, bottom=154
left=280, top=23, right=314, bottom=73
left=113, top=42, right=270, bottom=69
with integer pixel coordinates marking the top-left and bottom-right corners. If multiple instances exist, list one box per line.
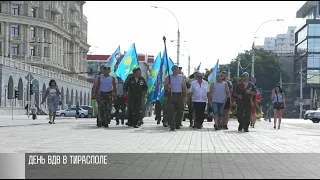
left=252, top=19, right=284, bottom=79
left=151, top=6, right=180, bottom=65
left=269, top=65, right=283, bottom=87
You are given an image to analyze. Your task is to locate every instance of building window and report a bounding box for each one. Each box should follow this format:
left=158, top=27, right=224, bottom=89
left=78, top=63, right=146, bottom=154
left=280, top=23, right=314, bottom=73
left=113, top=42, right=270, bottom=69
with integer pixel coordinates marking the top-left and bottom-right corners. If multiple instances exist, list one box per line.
left=296, top=40, right=307, bottom=56
left=30, top=27, right=35, bottom=38
left=0, top=3, right=2, bottom=13
left=0, top=23, right=2, bottom=34
left=30, top=46, right=35, bottom=56
left=11, top=5, right=20, bottom=15
left=307, top=54, right=320, bottom=69
left=11, top=44, right=19, bottom=55
left=11, top=24, right=19, bottom=36
left=307, top=38, right=320, bottom=52
left=0, top=41, right=2, bottom=54
left=297, top=26, right=308, bottom=44
left=307, top=70, right=320, bottom=84
left=31, top=8, right=36, bottom=17
left=308, top=24, right=320, bottom=37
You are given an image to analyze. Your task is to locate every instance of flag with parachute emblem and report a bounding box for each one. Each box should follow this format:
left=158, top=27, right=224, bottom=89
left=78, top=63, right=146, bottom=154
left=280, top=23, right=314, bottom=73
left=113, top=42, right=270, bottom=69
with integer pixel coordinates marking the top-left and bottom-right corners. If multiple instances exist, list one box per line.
left=146, top=52, right=162, bottom=106
left=115, top=43, right=139, bottom=81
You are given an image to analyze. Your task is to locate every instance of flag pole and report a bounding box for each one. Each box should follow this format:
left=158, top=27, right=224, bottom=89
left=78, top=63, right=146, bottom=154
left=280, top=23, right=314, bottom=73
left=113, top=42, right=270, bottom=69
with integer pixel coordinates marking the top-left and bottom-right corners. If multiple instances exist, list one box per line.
left=163, top=36, right=171, bottom=97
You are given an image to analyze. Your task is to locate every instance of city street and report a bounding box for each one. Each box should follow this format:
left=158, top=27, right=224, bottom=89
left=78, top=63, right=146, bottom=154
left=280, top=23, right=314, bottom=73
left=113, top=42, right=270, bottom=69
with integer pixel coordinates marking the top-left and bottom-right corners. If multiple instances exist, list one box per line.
left=1, top=115, right=320, bottom=153
left=3, top=115, right=320, bottom=178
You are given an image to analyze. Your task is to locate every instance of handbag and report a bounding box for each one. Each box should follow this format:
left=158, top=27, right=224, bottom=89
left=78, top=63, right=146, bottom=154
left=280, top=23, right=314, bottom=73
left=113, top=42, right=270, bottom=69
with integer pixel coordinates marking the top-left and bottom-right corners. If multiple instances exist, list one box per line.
left=273, top=93, right=284, bottom=109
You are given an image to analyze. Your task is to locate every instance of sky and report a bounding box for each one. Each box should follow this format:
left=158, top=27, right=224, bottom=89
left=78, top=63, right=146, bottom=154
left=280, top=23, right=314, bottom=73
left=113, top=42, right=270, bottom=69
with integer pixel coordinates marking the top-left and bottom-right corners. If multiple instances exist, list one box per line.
left=84, top=1, right=306, bottom=73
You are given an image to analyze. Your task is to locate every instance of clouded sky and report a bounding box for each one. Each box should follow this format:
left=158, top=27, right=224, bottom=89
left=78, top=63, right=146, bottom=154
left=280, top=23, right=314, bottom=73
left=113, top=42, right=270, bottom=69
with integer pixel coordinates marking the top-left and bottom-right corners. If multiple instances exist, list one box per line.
left=84, top=1, right=306, bottom=73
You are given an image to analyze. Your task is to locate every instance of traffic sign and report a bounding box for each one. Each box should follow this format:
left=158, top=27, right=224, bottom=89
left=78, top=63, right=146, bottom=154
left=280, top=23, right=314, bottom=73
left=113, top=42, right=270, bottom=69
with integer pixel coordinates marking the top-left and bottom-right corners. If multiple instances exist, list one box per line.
left=25, top=73, right=34, bottom=82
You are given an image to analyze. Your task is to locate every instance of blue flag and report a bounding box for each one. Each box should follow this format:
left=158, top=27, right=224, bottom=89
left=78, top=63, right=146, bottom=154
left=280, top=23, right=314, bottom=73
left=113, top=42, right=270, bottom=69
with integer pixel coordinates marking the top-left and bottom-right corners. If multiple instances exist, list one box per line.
left=208, top=59, right=219, bottom=87
left=146, top=52, right=162, bottom=105
left=194, top=62, right=201, bottom=73
left=107, top=46, right=121, bottom=75
left=115, top=43, right=139, bottom=81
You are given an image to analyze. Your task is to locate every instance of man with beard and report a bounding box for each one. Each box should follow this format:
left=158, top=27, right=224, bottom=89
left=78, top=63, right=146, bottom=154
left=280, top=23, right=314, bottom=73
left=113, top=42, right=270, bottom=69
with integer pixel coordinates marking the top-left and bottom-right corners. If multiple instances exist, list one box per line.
left=233, top=72, right=257, bottom=132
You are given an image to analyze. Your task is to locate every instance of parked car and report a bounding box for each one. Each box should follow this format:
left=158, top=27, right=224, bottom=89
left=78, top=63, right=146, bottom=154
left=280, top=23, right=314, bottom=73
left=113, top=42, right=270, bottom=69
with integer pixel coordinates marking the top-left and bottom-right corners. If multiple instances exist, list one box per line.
left=306, top=111, right=320, bottom=123
left=56, top=107, right=88, bottom=118
left=304, top=108, right=320, bottom=120
left=79, top=105, right=93, bottom=118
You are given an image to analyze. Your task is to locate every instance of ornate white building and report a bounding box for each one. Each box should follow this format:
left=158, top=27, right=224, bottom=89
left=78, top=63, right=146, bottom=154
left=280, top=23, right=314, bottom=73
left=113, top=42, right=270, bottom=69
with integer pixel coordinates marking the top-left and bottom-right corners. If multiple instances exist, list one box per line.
left=0, top=1, right=92, bottom=114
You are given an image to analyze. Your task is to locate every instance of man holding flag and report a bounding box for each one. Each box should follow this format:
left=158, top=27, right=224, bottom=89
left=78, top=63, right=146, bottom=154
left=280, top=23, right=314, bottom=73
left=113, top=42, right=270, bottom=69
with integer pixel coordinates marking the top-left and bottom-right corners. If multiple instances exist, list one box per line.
left=164, top=65, right=188, bottom=131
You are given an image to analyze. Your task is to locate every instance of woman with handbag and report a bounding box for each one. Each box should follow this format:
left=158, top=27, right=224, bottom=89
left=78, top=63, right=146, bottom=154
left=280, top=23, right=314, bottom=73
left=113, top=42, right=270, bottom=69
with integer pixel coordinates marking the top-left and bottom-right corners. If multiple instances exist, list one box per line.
left=271, top=85, right=285, bottom=129
left=41, top=79, right=60, bottom=124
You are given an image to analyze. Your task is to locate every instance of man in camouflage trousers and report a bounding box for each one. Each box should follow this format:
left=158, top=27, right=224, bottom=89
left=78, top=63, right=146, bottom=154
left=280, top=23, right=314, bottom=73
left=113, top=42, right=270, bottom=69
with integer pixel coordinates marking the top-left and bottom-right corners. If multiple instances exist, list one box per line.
left=93, top=65, right=117, bottom=128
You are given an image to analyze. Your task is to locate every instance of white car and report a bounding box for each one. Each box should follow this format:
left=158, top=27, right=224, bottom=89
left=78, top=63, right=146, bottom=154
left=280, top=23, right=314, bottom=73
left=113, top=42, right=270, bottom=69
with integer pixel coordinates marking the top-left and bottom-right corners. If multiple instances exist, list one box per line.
left=304, top=108, right=320, bottom=120
left=306, top=111, right=320, bottom=123
left=56, top=108, right=88, bottom=118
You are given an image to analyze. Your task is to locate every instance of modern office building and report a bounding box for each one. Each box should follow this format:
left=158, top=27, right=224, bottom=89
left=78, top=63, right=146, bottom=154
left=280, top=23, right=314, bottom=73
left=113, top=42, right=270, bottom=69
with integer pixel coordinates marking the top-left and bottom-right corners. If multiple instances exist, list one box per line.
left=294, top=1, right=320, bottom=109
left=0, top=1, right=92, bottom=114
left=263, top=26, right=296, bottom=54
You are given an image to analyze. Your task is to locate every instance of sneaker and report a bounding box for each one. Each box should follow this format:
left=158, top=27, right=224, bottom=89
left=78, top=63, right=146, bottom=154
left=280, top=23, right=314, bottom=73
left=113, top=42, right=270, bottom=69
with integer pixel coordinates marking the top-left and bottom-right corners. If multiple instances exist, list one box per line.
left=223, top=125, right=228, bottom=130
left=48, top=121, right=52, bottom=124
left=134, top=125, right=139, bottom=128
left=157, top=120, right=161, bottom=125
left=244, top=129, right=249, bottom=132
left=170, top=128, right=175, bottom=131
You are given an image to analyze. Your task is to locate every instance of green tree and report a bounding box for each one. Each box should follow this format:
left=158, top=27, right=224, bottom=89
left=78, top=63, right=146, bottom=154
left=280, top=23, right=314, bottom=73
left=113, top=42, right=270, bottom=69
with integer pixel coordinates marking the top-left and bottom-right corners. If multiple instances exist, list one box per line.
left=205, top=48, right=289, bottom=107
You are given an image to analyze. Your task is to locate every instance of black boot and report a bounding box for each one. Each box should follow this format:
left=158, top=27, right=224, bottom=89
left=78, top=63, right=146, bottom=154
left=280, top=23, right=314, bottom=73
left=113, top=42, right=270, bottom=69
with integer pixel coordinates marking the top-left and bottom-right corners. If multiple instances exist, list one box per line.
left=116, top=119, right=119, bottom=125
left=189, top=121, right=193, bottom=127
left=157, top=119, right=161, bottom=125
left=121, top=119, right=124, bottom=125
left=238, top=124, right=243, bottom=131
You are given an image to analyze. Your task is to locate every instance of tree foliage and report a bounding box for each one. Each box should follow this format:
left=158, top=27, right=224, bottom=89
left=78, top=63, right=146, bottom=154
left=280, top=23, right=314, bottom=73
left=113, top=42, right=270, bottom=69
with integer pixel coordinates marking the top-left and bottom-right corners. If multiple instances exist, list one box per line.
left=204, top=48, right=290, bottom=107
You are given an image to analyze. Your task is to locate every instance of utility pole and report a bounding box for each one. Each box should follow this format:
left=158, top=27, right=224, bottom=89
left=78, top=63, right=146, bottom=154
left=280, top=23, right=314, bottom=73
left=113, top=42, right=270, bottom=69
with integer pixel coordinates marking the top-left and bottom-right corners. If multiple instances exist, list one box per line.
left=177, top=29, right=180, bottom=66
left=187, top=55, right=190, bottom=77
left=300, top=59, right=303, bottom=119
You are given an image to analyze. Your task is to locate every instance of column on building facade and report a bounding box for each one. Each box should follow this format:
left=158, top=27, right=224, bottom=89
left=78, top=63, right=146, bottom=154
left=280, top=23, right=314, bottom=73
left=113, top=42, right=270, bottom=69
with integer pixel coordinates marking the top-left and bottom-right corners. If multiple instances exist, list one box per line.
left=49, top=30, right=53, bottom=61
left=80, top=4, right=83, bottom=40
left=4, top=22, right=10, bottom=56
left=39, top=1, right=46, bottom=19
left=23, top=1, right=30, bottom=17
left=25, top=24, right=30, bottom=59
left=40, top=28, right=45, bottom=58
left=60, top=36, right=63, bottom=66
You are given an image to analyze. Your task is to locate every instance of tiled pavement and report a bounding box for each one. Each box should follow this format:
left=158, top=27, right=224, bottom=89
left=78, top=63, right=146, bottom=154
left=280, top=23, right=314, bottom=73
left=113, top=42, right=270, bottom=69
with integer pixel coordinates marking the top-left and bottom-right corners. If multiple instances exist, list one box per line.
left=2, top=115, right=320, bottom=178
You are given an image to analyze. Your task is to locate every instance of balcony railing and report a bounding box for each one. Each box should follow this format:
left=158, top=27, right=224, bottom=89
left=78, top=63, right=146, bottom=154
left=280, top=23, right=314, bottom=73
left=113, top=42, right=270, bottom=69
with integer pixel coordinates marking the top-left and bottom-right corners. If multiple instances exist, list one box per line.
left=30, top=1, right=40, bottom=6
left=0, top=56, right=91, bottom=88
left=11, top=35, right=23, bottom=41
left=51, top=2, right=63, bottom=14
left=11, top=1, right=24, bottom=4
left=44, top=1, right=50, bottom=9
left=70, top=17, right=80, bottom=27
left=70, top=2, right=80, bottom=12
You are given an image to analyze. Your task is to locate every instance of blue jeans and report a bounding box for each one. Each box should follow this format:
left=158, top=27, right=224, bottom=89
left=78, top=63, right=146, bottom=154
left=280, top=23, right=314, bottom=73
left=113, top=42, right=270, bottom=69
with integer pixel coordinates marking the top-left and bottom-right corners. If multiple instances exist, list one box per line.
left=212, top=102, right=225, bottom=116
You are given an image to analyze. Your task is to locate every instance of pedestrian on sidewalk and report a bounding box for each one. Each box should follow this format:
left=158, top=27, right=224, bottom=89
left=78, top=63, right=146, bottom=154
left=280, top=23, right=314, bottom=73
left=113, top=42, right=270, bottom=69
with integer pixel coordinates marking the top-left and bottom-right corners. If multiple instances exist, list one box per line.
left=75, top=103, right=80, bottom=119
left=221, top=71, right=233, bottom=130
left=41, top=79, right=60, bottom=124
left=163, top=65, right=187, bottom=131
left=188, top=72, right=208, bottom=129
left=233, top=72, right=257, bottom=132
left=272, top=85, right=285, bottom=129
left=154, top=100, right=162, bottom=125
left=93, top=65, right=116, bottom=128
left=124, top=67, right=148, bottom=128
left=209, top=72, right=230, bottom=130
left=114, top=76, right=126, bottom=125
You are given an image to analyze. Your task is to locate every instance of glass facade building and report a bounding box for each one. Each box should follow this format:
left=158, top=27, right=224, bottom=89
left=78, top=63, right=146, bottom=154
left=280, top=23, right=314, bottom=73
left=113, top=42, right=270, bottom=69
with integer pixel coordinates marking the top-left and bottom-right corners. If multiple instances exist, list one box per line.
left=295, top=21, right=320, bottom=85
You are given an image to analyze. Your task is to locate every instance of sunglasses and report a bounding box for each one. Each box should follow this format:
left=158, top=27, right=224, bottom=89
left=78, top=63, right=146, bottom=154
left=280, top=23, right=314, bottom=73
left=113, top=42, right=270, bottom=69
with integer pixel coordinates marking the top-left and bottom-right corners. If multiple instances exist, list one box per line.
left=103, top=67, right=111, bottom=70
left=197, top=76, right=203, bottom=78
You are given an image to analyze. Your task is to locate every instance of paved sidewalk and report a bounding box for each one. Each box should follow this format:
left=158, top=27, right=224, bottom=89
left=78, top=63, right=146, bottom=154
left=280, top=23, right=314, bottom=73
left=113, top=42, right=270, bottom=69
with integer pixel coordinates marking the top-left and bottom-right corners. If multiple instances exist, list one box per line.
left=2, top=116, right=320, bottom=178
left=1, top=116, right=320, bottom=153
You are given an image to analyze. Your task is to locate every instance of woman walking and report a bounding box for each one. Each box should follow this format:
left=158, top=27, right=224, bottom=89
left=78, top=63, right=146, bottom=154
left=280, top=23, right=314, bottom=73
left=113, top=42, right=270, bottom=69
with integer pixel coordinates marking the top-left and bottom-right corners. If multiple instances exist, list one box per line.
left=272, top=85, right=285, bottom=129
left=41, top=79, right=60, bottom=124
